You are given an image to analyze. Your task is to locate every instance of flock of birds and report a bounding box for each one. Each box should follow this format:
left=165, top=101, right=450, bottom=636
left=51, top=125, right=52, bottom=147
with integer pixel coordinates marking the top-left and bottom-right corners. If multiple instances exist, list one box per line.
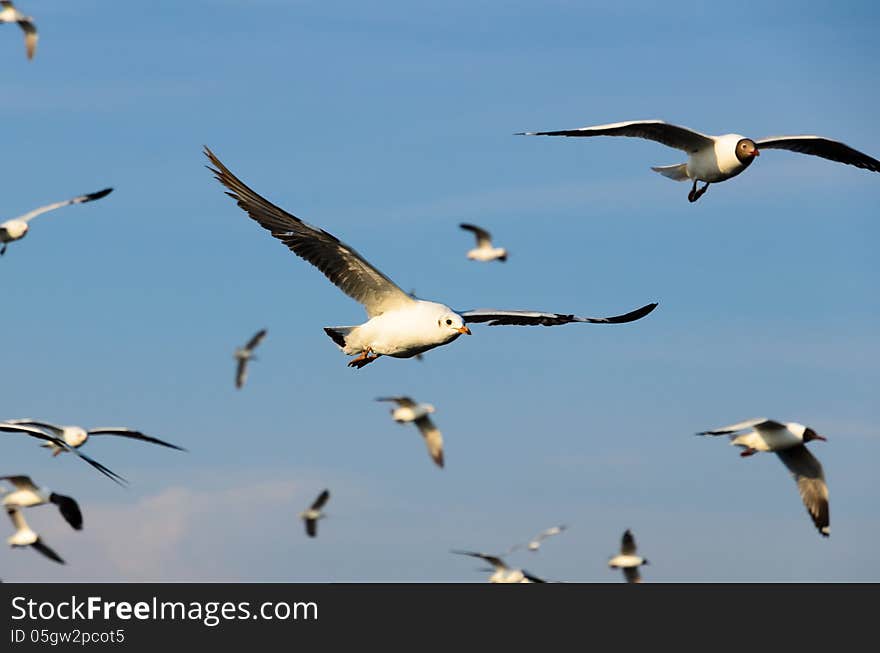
left=3, top=2, right=878, bottom=582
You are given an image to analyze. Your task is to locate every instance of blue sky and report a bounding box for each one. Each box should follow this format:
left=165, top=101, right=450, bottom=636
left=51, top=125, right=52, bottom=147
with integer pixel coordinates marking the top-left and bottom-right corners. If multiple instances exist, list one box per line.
left=1, top=0, right=878, bottom=581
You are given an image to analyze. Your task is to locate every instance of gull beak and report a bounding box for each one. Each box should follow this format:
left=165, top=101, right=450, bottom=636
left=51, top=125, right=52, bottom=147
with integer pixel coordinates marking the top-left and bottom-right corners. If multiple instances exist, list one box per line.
left=753, top=149, right=760, bottom=157
left=815, top=434, right=827, bottom=442
left=457, top=326, right=472, bottom=335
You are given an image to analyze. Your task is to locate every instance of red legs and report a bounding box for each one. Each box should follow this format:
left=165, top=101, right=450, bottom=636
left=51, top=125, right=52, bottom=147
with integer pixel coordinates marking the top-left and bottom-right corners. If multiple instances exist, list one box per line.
left=739, top=448, right=757, bottom=458
left=687, top=180, right=711, bottom=203
left=347, top=349, right=382, bottom=369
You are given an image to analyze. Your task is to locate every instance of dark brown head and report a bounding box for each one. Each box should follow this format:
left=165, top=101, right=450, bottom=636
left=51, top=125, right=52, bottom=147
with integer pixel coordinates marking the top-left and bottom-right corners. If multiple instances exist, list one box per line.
left=735, top=138, right=760, bottom=165
left=803, top=427, right=827, bottom=443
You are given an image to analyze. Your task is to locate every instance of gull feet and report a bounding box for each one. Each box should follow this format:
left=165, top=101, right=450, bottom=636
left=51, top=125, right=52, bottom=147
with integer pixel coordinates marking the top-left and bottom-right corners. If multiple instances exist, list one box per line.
left=347, top=350, right=381, bottom=369
left=688, top=181, right=710, bottom=203
left=739, top=448, right=757, bottom=457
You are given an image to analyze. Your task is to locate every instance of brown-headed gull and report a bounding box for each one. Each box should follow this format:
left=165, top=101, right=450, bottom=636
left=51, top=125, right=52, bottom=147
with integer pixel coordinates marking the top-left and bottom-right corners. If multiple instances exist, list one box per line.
left=1, top=475, right=82, bottom=530
left=0, top=188, right=112, bottom=255
left=299, top=489, right=330, bottom=538
left=459, top=223, right=508, bottom=262
left=5, top=507, right=64, bottom=564
left=698, top=418, right=830, bottom=537
left=234, top=328, right=267, bottom=389
left=0, top=422, right=126, bottom=485
left=519, top=120, right=880, bottom=202
left=205, top=147, right=657, bottom=369
left=451, top=550, right=545, bottom=583
left=0, top=1, right=36, bottom=60
left=376, top=396, right=444, bottom=468
left=607, top=529, right=649, bottom=583
left=3, top=418, right=185, bottom=457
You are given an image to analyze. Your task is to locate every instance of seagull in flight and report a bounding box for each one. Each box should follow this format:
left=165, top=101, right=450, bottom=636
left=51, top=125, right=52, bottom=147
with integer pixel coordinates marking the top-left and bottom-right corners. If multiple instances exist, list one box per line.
left=3, top=418, right=185, bottom=457
left=698, top=418, right=830, bottom=537
left=205, top=147, right=657, bottom=369
left=511, top=524, right=567, bottom=553
left=459, top=223, right=508, bottom=262
left=5, top=507, right=64, bottom=564
left=299, top=489, right=330, bottom=538
left=376, top=396, right=444, bottom=468
left=234, top=328, right=267, bottom=389
left=0, top=422, right=126, bottom=485
left=607, top=529, right=649, bottom=583
left=1, top=188, right=112, bottom=255
left=1, top=475, right=83, bottom=530
left=451, top=550, right=545, bottom=583
left=0, top=1, right=37, bottom=60
left=518, top=119, right=880, bottom=202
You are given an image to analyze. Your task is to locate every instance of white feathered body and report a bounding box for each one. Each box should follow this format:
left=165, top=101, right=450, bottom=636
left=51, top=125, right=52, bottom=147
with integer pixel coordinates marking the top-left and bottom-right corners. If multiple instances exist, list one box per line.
left=0, top=220, right=28, bottom=243
left=684, top=134, right=752, bottom=183
left=330, top=300, right=464, bottom=358
left=467, top=247, right=507, bottom=262
left=608, top=554, right=645, bottom=569
left=730, top=423, right=806, bottom=453
left=390, top=403, right=435, bottom=423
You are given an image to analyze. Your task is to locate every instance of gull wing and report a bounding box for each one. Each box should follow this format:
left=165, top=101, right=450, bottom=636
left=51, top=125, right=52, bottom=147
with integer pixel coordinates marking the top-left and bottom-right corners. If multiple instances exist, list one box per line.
left=310, top=489, right=330, bottom=511
left=459, top=223, right=493, bottom=248
left=621, top=529, right=638, bottom=556
left=87, top=428, right=187, bottom=451
left=775, top=445, right=830, bottom=537
left=460, top=302, right=657, bottom=327
left=11, top=189, right=112, bottom=223
left=205, top=147, right=415, bottom=318
left=375, top=396, right=416, bottom=408
left=518, top=120, right=715, bottom=154
left=697, top=418, right=785, bottom=436
left=755, top=135, right=880, bottom=173
left=414, top=415, right=444, bottom=468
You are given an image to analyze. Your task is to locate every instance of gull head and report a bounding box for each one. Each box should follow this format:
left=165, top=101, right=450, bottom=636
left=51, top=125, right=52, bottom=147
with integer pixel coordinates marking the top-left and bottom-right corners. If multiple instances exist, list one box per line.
left=802, top=426, right=827, bottom=443
left=437, top=312, right=471, bottom=337
left=735, top=138, right=760, bottom=164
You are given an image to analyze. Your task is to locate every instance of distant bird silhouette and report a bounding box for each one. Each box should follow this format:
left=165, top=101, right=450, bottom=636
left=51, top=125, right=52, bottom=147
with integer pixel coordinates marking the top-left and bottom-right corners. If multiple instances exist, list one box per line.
left=234, top=328, right=267, bottom=389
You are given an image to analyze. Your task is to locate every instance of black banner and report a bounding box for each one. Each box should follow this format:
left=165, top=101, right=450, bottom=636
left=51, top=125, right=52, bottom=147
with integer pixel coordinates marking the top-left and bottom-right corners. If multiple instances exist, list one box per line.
left=1, top=583, right=877, bottom=650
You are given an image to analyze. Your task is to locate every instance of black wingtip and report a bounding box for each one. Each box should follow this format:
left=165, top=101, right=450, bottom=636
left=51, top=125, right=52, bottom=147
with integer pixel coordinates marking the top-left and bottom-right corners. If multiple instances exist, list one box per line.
left=86, top=188, right=113, bottom=201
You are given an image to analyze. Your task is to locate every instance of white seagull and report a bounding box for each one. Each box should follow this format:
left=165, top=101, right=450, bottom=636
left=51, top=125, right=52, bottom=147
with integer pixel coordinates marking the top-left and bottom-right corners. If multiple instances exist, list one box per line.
left=1, top=475, right=83, bottom=530
left=1, top=188, right=113, bottom=255
left=234, top=328, right=267, bottom=389
left=608, top=529, right=649, bottom=583
left=459, top=223, right=508, bottom=262
left=518, top=120, right=880, bottom=202
left=3, top=418, right=186, bottom=457
left=698, top=418, right=830, bottom=537
left=206, top=147, right=657, bottom=369
left=376, top=396, right=444, bottom=468
left=0, top=422, right=126, bottom=484
left=513, top=524, right=567, bottom=553
left=5, top=507, right=64, bottom=564
left=0, top=1, right=36, bottom=60
left=452, top=550, right=545, bottom=583
left=299, top=489, right=330, bottom=538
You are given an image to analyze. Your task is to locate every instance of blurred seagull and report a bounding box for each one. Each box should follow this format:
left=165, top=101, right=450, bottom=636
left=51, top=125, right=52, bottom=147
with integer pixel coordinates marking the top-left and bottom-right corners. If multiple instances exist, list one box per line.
left=608, top=529, right=649, bottom=583
left=205, top=147, right=657, bottom=369
left=1, top=475, right=82, bottom=530
left=698, top=418, right=830, bottom=537
left=518, top=120, right=880, bottom=202
left=5, top=507, right=64, bottom=564
left=299, top=489, right=330, bottom=538
left=234, top=328, right=267, bottom=389
left=0, top=188, right=112, bottom=255
left=0, top=422, right=126, bottom=485
left=0, top=1, right=37, bottom=60
left=459, top=223, right=507, bottom=262
left=452, top=550, right=545, bottom=583
left=3, top=418, right=185, bottom=457
left=376, top=396, right=444, bottom=468
left=513, top=524, right=567, bottom=553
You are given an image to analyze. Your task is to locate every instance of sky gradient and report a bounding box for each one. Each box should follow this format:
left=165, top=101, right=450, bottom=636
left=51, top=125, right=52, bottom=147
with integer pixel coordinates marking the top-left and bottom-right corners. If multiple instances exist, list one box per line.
left=1, top=0, right=878, bottom=582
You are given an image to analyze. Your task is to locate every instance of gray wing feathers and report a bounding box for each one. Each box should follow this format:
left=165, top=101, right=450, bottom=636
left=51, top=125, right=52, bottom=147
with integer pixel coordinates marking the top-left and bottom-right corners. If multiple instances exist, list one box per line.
left=775, top=446, right=830, bottom=536
left=461, top=302, right=657, bottom=326
left=756, top=136, right=880, bottom=172
left=520, top=120, right=714, bottom=154
left=205, top=147, right=413, bottom=318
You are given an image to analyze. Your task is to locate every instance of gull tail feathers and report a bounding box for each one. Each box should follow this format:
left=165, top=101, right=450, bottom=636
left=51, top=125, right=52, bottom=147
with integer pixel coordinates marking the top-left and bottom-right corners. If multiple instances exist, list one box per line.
left=323, top=326, right=356, bottom=349
left=651, top=163, right=690, bottom=181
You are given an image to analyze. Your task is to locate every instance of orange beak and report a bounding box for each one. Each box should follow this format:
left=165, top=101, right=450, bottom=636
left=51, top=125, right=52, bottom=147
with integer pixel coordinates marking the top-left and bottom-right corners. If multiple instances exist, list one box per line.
left=753, top=149, right=760, bottom=157
left=457, top=326, right=472, bottom=335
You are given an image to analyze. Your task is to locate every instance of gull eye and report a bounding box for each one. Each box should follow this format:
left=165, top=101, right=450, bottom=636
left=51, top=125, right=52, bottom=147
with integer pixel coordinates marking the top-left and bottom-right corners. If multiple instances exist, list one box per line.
left=445, top=319, right=452, bottom=325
